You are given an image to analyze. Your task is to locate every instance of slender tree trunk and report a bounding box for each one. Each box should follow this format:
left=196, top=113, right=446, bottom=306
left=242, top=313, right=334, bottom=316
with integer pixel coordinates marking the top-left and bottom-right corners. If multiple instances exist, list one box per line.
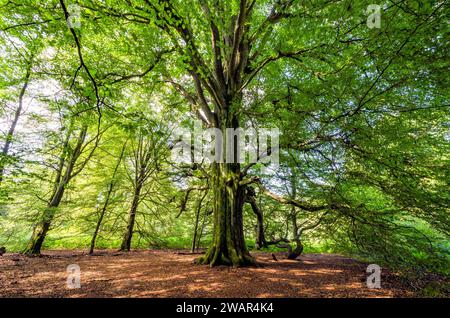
left=191, top=192, right=206, bottom=253
left=191, top=207, right=201, bottom=253
left=287, top=180, right=304, bottom=259
left=245, top=188, right=267, bottom=249
left=25, top=183, right=65, bottom=255
left=24, top=126, right=87, bottom=255
left=89, top=143, right=126, bottom=255
left=120, top=184, right=142, bottom=251
left=119, top=132, right=158, bottom=252
left=196, top=208, right=208, bottom=251
left=0, top=68, right=31, bottom=182
left=287, top=212, right=304, bottom=259
left=251, top=201, right=266, bottom=250
left=89, top=206, right=106, bottom=255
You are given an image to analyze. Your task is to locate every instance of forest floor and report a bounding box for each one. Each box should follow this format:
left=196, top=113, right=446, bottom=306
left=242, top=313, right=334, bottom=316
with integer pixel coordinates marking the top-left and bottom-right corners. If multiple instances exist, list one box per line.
left=0, top=249, right=427, bottom=298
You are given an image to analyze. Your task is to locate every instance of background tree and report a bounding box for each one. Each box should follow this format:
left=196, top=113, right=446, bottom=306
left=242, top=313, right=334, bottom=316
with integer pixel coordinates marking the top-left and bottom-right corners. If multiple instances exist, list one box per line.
left=120, top=123, right=170, bottom=251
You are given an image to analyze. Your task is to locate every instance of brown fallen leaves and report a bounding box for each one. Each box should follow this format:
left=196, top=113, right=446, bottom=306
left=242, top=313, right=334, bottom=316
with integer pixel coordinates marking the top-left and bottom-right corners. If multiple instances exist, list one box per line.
left=0, top=249, right=437, bottom=298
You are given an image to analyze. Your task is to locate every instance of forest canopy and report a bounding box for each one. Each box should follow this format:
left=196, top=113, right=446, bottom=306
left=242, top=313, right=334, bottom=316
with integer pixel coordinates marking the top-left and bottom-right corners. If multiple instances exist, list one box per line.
left=0, top=0, right=448, bottom=274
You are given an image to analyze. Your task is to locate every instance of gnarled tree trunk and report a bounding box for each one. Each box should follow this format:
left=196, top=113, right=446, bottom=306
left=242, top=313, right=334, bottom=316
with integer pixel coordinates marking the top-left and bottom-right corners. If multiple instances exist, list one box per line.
left=196, top=111, right=254, bottom=266
left=245, top=187, right=267, bottom=250
left=286, top=240, right=304, bottom=260
left=197, top=163, right=254, bottom=266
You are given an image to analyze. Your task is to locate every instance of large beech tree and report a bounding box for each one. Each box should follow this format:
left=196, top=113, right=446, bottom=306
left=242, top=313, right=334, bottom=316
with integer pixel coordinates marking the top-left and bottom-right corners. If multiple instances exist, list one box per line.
left=1, top=0, right=448, bottom=267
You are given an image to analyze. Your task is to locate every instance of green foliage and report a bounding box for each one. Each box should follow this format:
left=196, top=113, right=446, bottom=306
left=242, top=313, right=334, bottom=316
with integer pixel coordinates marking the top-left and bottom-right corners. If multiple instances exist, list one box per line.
left=0, top=0, right=448, bottom=275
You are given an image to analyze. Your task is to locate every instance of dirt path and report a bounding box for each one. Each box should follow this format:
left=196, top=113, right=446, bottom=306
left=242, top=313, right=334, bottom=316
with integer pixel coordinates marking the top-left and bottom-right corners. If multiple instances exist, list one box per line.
left=0, top=249, right=415, bottom=298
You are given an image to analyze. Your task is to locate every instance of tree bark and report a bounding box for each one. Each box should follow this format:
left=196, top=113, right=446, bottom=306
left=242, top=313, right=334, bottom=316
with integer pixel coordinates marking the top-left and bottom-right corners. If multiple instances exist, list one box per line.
left=119, top=132, right=161, bottom=251
left=150, top=1, right=256, bottom=266
left=191, top=191, right=207, bottom=253
left=25, top=182, right=69, bottom=254
left=278, top=239, right=304, bottom=260
left=24, top=215, right=52, bottom=255
left=24, top=125, right=88, bottom=255
left=287, top=177, right=304, bottom=260
left=286, top=239, right=304, bottom=260
left=195, top=208, right=209, bottom=252
left=196, top=163, right=254, bottom=266
left=252, top=202, right=266, bottom=250
left=245, top=187, right=267, bottom=249
left=196, top=110, right=255, bottom=266
left=89, top=142, right=126, bottom=255
left=120, top=184, right=142, bottom=251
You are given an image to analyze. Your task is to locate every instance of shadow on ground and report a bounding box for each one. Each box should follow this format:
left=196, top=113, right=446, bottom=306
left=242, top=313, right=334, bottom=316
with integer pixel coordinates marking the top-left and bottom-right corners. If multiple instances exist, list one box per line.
left=0, top=249, right=415, bottom=297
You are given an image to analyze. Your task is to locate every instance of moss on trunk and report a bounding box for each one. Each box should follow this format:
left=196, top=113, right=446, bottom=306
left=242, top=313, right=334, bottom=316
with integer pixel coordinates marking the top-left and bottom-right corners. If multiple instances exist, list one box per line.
left=196, top=163, right=255, bottom=267
left=24, top=221, right=51, bottom=255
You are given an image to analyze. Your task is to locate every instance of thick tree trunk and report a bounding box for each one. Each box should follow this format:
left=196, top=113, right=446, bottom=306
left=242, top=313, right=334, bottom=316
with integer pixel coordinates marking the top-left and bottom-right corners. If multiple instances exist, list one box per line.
left=196, top=163, right=255, bottom=266
left=120, top=185, right=142, bottom=251
left=195, top=102, right=256, bottom=266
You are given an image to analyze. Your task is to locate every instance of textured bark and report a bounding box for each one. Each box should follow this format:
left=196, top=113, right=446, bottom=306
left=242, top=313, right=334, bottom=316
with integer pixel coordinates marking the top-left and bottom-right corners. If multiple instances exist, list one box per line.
left=196, top=110, right=255, bottom=266
left=24, top=219, right=52, bottom=255
left=196, top=163, right=254, bottom=266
